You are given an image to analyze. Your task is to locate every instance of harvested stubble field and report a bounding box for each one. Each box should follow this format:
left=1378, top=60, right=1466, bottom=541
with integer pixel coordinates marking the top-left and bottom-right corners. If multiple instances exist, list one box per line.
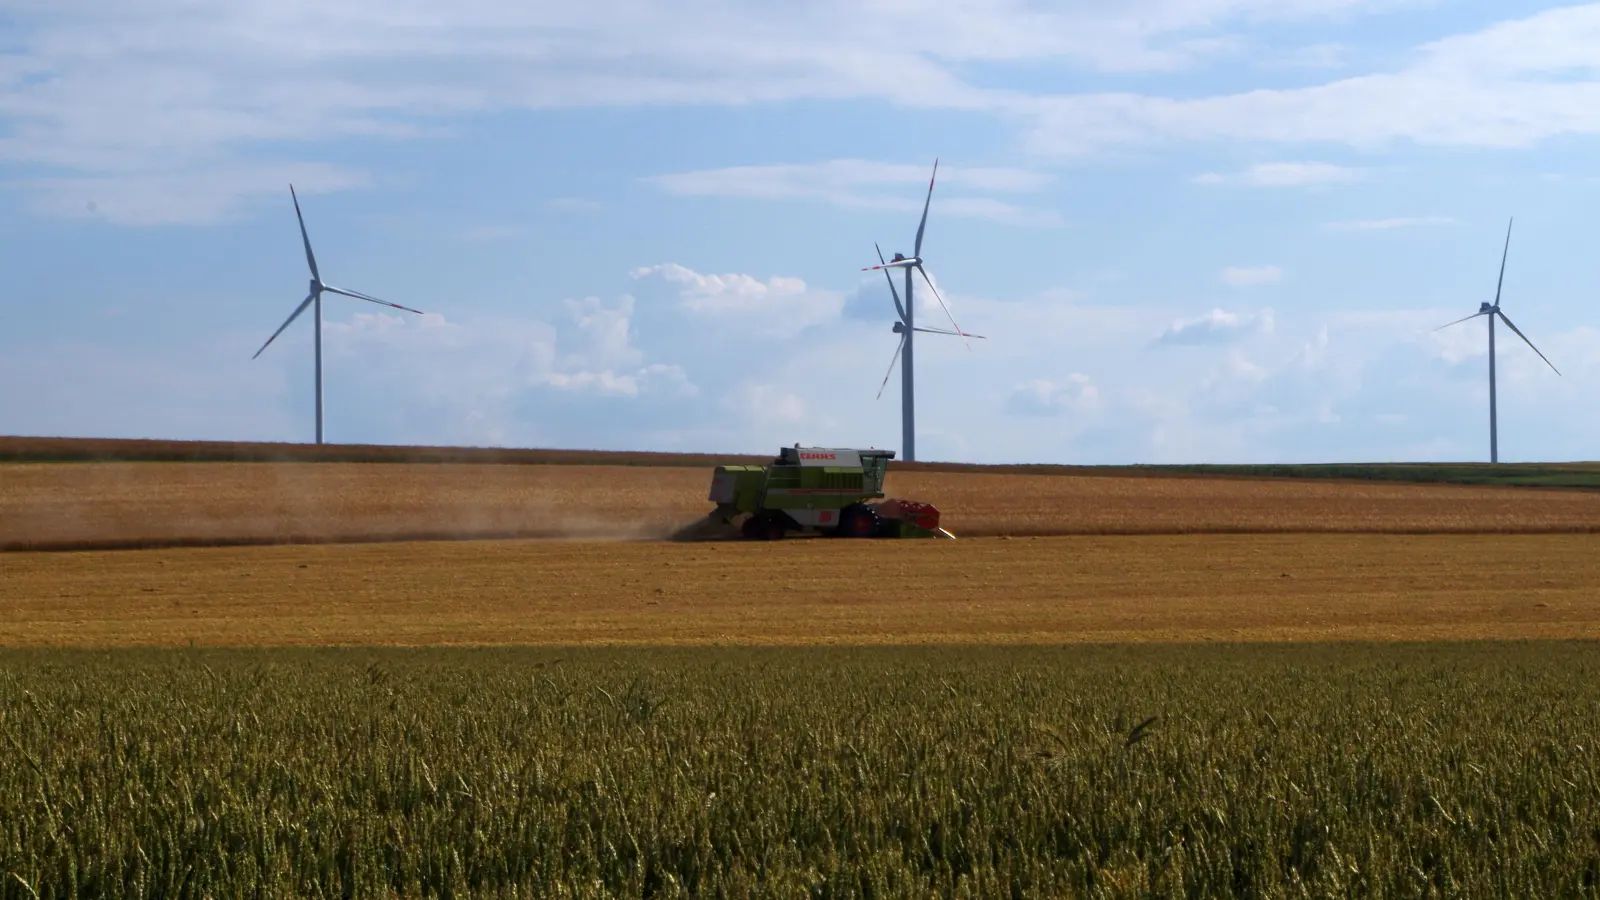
left=2, top=644, right=1599, bottom=897
left=3, top=533, right=1598, bottom=647
left=8, top=459, right=1600, bottom=551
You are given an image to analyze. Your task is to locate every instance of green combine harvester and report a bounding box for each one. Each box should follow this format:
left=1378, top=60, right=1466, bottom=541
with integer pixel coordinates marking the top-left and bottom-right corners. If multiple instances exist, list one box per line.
left=687, top=445, right=955, bottom=541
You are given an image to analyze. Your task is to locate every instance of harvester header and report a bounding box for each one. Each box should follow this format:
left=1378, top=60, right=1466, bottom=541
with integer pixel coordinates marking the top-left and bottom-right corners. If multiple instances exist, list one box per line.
left=691, top=444, right=954, bottom=541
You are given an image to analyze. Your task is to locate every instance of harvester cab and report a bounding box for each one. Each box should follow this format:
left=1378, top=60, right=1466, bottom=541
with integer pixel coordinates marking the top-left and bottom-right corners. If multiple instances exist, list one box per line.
left=699, top=444, right=954, bottom=541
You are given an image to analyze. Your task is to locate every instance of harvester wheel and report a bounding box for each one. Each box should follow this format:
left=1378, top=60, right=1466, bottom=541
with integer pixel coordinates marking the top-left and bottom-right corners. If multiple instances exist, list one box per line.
left=742, top=512, right=787, bottom=541
left=837, top=504, right=880, bottom=538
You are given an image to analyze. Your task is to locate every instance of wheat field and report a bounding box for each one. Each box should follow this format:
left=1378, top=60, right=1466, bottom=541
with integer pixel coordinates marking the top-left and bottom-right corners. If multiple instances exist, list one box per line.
left=7, top=448, right=1600, bottom=895
left=7, top=460, right=1600, bottom=550
left=3, top=533, right=1596, bottom=647
left=2, top=645, right=1598, bottom=897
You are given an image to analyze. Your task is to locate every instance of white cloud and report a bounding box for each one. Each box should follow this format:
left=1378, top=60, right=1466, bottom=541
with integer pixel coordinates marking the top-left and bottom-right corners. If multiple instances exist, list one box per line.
left=1192, top=162, right=1365, bottom=187
left=1325, top=215, right=1458, bottom=230
left=7, top=162, right=370, bottom=226
left=0, top=1, right=1456, bottom=223
left=1156, top=308, right=1275, bottom=345
left=323, top=296, right=691, bottom=410
left=631, top=263, right=845, bottom=335
left=17, top=262, right=1600, bottom=463
left=543, top=364, right=694, bottom=399
left=725, top=383, right=807, bottom=423
left=557, top=295, right=641, bottom=370
left=1220, top=266, right=1284, bottom=287
left=1023, top=5, right=1600, bottom=157
left=1266, top=42, right=1348, bottom=70
left=644, top=160, right=1062, bottom=227
left=1005, top=375, right=1100, bottom=416
left=648, top=159, right=1051, bottom=197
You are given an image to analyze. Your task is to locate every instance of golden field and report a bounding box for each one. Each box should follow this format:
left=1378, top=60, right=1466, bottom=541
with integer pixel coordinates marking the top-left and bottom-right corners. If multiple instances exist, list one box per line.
left=7, top=453, right=1600, bottom=648
left=7, top=460, right=1600, bottom=550
left=2, top=533, right=1597, bottom=647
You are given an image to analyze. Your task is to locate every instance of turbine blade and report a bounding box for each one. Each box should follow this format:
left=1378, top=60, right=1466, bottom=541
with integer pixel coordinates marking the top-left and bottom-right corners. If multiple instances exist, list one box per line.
left=1496, top=310, right=1560, bottom=375
left=861, top=260, right=916, bottom=271
left=253, top=293, right=315, bottom=359
left=915, top=264, right=971, bottom=351
left=322, top=285, right=425, bottom=315
left=1433, top=310, right=1487, bottom=331
left=1491, top=216, right=1512, bottom=308
left=876, top=333, right=906, bottom=401
left=290, top=184, right=320, bottom=283
left=913, top=158, right=937, bottom=258
left=914, top=326, right=987, bottom=339
left=875, top=242, right=907, bottom=322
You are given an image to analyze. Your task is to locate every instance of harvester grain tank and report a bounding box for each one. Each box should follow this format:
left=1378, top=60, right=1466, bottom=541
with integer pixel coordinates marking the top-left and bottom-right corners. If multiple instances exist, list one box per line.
left=703, top=445, right=954, bottom=540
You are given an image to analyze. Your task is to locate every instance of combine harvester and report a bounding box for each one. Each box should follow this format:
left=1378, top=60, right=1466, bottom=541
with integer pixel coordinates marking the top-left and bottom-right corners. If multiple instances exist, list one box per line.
left=681, top=445, right=955, bottom=541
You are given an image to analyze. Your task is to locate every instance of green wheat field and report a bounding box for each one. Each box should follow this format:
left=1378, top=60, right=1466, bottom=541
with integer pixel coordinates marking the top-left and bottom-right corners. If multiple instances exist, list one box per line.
left=2, top=644, right=1598, bottom=898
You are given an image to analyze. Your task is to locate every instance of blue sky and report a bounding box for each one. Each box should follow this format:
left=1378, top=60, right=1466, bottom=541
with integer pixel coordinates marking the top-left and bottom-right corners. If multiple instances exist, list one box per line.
left=4, top=0, right=1600, bottom=464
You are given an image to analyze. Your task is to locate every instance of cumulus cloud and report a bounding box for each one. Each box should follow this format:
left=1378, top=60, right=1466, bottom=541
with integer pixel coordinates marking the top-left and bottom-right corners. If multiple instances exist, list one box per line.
left=631, top=263, right=845, bottom=335
left=1192, top=162, right=1365, bottom=187
left=1005, top=375, right=1100, bottom=416
left=324, top=297, right=692, bottom=408
left=543, top=364, right=694, bottom=399
left=1220, top=266, right=1284, bottom=287
left=1156, top=308, right=1275, bottom=345
left=724, top=383, right=808, bottom=425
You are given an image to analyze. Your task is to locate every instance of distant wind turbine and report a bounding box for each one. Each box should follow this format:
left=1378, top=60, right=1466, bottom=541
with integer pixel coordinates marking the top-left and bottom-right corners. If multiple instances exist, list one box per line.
left=252, top=185, right=424, bottom=445
left=861, top=159, right=985, bottom=462
left=1433, top=216, right=1559, bottom=463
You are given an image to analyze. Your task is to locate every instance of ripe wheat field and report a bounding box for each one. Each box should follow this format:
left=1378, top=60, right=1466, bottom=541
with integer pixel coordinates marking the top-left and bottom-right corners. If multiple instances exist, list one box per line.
left=7, top=446, right=1600, bottom=896
left=4, top=533, right=1598, bottom=647
left=3, top=645, right=1599, bottom=897
left=7, top=460, right=1600, bottom=551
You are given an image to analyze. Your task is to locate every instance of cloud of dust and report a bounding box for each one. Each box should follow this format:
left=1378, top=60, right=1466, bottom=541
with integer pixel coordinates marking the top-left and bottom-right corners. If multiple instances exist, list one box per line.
left=1, top=461, right=713, bottom=550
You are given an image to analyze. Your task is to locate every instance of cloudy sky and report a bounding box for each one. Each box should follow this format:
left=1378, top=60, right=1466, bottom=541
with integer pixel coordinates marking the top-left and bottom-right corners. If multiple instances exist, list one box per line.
left=4, top=1, right=1600, bottom=464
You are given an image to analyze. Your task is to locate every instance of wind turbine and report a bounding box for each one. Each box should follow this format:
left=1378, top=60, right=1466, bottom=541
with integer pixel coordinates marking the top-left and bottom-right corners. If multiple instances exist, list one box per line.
left=861, top=159, right=984, bottom=462
left=252, top=184, right=424, bottom=445
left=1434, top=216, right=1559, bottom=463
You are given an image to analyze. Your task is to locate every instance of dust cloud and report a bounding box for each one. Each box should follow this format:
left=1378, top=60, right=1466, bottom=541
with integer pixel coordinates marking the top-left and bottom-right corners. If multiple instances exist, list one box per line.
left=1, top=462, right=711, bottom=550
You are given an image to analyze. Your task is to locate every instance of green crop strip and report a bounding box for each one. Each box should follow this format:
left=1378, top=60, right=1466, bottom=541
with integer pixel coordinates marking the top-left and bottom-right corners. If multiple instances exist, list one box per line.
left=0, top=644, right=1597, bottom=898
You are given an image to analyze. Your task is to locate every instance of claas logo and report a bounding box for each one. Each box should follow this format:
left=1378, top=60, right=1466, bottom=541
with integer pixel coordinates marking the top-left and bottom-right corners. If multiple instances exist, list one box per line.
left=799, top=452, right=837, bottom=460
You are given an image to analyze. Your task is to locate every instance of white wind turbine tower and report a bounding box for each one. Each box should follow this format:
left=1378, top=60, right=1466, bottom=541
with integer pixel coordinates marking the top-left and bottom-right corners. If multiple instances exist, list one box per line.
left=1434, top=217, right=1560, bottom=463
left=861, top=159, right=985, bottom=462
left=252, top=185, right=425, bottom=445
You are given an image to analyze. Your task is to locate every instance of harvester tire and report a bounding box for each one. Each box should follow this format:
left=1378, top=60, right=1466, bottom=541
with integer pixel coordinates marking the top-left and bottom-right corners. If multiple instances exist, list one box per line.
left=743, top=512, right=787, bottom=541
left=837, top=504, right=880, bottom=538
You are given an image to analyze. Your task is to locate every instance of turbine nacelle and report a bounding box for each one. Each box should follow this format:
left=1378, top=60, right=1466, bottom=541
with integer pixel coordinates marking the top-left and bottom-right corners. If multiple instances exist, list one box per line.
left=863, top=256, right=920, bottom=272
left=252, top=183, right=425, bottom=443
left=1432, top=215, right=1560, bottom=463
left=894, top=320, right=986, bottom=339
left=866, top=161, right=987, bottom=416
